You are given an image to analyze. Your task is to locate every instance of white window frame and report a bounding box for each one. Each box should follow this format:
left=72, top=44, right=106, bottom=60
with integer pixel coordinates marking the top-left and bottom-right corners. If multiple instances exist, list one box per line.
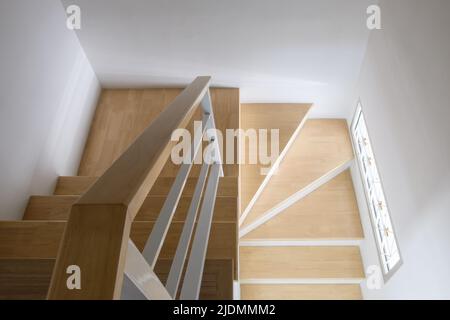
left=351, top=101, right=402, bottom=281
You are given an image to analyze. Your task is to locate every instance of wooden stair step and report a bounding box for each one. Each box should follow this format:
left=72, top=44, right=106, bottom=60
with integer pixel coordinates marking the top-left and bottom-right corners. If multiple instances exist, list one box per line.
left=0, top=221, right=236, bottom=261
left=241, top=119, right=354, bottom=230
left=240, top=284, right=362, bottom=300
left=23, top=195, right=237, bottom=222
left=24, top=196, right=78, bottom=221
left=0, top=258, right=233, bottom=300
left=239, top=246, right=364, bottom=280
left=54, top=176, right=237, bottom=197
left=155, top=259, right=233, bottom=300
left=242, top=170, right=364, bottom=241
left=239, top=103, right=311, bottom=216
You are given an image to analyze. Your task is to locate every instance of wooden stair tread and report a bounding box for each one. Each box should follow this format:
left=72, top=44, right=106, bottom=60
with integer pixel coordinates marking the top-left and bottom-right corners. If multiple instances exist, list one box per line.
left=242, top=170, right=364, bottom=240
left=23, top=195, right=237, bottom=222
left=239, top=246, right=364, bottom=280
left=55, top=176, right=237, bottom=197
left=0, top=258, right=232, bottom=300
left=241, top=119, right=354, bottom=229
left=239, top=104, right=311, bottom=216
left=240, top=284, right=362, bottom=300
left=0, top=221, right=236, bottom=261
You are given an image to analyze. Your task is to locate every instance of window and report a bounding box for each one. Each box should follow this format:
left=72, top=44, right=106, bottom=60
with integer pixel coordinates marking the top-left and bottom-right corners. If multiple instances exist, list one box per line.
left=351, top=102, right=401, bottom=280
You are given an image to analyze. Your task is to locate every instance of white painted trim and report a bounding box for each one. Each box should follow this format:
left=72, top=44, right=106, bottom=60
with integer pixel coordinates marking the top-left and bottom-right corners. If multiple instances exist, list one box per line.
left=239, top=239, right=362, bottom=247
left=239, top=160, right=354, bottom=238
left=239, top=106, right=312, bottom=226
left=240, top=278, right=364, bottom=285
left=233, top=281, right=241, bottom=300
left=123, top=240, right=172, bottom=300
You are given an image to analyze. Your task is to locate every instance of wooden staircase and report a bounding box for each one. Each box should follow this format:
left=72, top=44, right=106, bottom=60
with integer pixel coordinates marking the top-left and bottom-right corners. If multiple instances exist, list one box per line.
left=238, top=104, right=365, bottom=300
left=0, top=81, right=366, bottom=300
left=0, top=83, right=239, bottom=300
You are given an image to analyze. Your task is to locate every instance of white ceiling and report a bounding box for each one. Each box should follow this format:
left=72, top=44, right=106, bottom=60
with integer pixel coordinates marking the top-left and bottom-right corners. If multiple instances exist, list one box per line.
left=63, top=0, right=372, bottom=117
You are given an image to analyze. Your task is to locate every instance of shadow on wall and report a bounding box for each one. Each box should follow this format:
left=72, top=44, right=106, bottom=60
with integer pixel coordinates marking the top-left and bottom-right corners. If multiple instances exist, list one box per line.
left=0, top=1, right=100, bottom=220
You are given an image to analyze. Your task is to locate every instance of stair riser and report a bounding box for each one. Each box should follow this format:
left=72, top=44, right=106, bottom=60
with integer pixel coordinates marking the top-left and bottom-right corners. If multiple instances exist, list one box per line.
left=55, top=176, right=237, bottom=197
left=24, top=196, right=237, bottom=222
left=0, top=222, right=236, bottom=260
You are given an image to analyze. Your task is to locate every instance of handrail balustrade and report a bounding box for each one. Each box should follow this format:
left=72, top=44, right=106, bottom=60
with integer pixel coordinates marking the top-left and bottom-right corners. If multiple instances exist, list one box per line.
left=47, top=76, right=223, bottom=300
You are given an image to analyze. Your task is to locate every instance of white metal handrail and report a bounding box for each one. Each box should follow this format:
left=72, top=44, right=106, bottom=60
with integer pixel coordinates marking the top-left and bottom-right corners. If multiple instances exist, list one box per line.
left=180, top=162, right=221, bottom=299
left=122, top=240, right=171, bottom=300
left=122, top=79, right=224, bottom=300
left=165, top=161, right=210, bottom=297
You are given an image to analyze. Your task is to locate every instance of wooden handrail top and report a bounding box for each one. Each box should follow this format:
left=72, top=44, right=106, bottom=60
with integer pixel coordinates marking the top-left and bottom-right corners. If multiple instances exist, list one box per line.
left=78, top=76, right=211, bottom=218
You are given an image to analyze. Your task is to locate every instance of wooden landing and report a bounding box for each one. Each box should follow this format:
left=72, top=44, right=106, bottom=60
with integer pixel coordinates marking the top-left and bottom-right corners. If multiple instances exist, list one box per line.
left=241, top=119, right=354, bottom=230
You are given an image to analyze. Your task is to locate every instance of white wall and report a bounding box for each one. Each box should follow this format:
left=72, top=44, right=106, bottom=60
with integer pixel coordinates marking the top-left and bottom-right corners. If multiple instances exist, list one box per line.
left=61, top=0, right=372, bottom=118
left=349, top=0, right=450, bottom=299
left=0, top=0, right=100, bottom=220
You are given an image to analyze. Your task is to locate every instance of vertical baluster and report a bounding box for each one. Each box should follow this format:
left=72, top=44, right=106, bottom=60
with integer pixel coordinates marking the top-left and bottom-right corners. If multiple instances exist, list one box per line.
left=122, top=240, right=172, bottom=300
left=179, top=163, right=221, bottom=299
left=165, top=162, right=210, bottom=297
left=142, top=115, right=211, bottom=268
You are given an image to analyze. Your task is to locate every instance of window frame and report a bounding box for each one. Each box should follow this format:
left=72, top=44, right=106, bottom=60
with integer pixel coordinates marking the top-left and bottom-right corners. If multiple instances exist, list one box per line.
left=350, top=100, right=402, bottom=282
